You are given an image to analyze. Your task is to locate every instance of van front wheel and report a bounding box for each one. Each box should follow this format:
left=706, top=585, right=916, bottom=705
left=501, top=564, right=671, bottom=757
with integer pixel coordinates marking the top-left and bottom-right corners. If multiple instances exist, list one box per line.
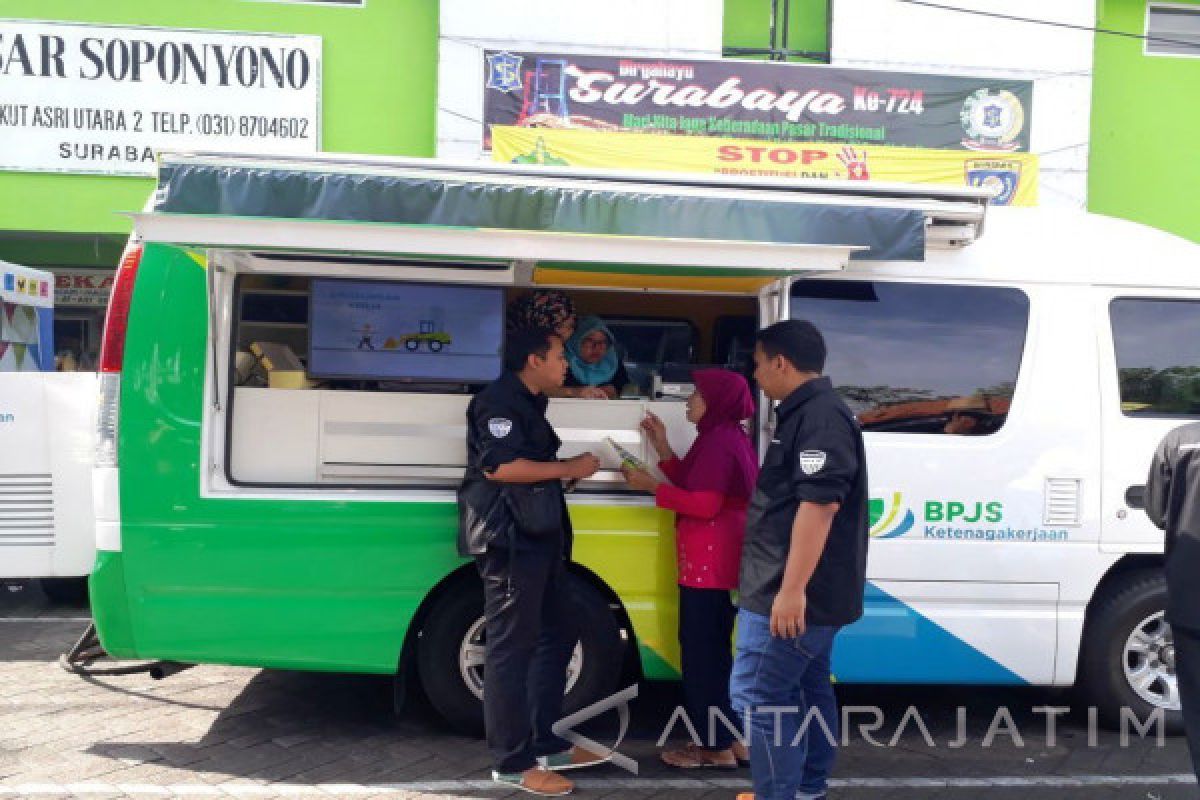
left=1078, top=570, right=1184, bottom=734
left=416, top=572, right=625, bottom=736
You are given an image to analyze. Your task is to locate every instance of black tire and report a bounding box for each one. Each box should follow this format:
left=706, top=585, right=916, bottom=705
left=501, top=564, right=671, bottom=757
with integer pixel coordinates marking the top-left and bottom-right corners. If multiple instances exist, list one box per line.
left=416, top=572, right=625, bottom=736
left=428, top=340, right=443, bottom=353
left=40, top=577, right=89, bottom=607
left=1077, top=569, right=1184, bottom=734
left=405, top=339, right=419, bottom=352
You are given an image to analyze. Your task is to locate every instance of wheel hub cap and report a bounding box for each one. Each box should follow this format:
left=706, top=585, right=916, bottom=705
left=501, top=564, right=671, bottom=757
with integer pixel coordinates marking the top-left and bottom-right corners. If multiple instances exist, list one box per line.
left=459, top=616, right=584, bottom=700
left=1123, top=611, right=1181, bottom=711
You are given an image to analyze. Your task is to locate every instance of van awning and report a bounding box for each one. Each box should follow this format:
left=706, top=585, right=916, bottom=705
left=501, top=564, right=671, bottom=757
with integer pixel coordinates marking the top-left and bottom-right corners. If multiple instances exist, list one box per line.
left=131, top=152, right=991, bottom=291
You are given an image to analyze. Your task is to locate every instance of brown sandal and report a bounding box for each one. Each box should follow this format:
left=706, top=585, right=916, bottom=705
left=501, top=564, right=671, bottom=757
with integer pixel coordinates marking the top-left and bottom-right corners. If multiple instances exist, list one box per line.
left=732, top=740, right=751, bottom=767
left=660, top=742, right=738, bottom=769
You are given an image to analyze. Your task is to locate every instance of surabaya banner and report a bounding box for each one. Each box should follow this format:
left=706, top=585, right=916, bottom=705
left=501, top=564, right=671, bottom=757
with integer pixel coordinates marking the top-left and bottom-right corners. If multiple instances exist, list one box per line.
left=482, top=51, right=1033, bottom=153
left=491, top=126, right=1038, bottom=206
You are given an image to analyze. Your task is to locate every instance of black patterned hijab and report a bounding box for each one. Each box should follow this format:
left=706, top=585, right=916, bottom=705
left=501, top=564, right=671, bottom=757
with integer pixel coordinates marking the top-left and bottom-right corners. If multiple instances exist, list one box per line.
left=507, top=290, right=577, bottom=335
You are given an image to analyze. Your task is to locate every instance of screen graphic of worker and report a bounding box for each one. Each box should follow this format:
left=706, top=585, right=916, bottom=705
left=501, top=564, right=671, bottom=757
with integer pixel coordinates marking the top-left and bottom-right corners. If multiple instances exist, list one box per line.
left=308, top=280, right=504, bottom=382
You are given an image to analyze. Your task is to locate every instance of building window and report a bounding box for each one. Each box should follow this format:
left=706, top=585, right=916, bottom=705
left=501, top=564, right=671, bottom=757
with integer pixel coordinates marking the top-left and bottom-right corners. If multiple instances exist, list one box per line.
left=1145, top=4, right=1200, bottom=57
left=790, top=280, right=1029, bottom=435
left=1111, top=298, right=1200, bottom=416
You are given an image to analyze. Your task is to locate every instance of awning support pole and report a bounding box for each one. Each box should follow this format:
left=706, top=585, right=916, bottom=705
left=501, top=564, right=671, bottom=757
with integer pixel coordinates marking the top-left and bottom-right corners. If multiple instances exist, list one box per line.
left=206, top=259, right=222, bottom=413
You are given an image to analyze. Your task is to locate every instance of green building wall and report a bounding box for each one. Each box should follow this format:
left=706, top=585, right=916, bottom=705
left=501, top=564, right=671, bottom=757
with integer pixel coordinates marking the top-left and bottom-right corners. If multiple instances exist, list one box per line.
left=723, top=0, right=829, bottom=62
left=1089, top=0, right=1200, bottom=242
left=0, top=1, right=439, bottom=266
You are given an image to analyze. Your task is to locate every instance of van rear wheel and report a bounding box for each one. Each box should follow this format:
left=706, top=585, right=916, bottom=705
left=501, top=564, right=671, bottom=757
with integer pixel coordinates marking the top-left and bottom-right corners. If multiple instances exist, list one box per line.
left=416, top=572, right=625, bottom=736
left=1078, top=570, right=1184, bottom=734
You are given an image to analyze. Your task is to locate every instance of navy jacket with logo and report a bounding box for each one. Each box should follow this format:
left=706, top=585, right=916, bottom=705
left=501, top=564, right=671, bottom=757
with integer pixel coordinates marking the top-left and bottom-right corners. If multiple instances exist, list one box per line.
left=738, top=377, right=869, bottom=626
left=457, top=370, right=571, bottom=558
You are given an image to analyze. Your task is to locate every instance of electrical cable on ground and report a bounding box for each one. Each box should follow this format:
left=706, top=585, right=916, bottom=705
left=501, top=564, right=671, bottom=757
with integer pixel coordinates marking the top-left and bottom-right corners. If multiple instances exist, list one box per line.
left=58, top=622, right=169, bottom=677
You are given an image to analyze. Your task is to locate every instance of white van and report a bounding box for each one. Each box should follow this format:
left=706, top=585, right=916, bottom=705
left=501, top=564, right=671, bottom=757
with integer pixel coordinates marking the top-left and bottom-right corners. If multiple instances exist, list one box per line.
left=90, top=153, right=1199, bottom=732
left=1, top=260, right=97, bottom=602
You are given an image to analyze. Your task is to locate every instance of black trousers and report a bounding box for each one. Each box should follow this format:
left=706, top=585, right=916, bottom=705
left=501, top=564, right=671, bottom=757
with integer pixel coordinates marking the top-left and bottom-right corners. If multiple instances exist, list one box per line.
left=1175, top=622, right=1200, bottom=789
left=476, top=543, right=578, bottom=774
left=679, top=585, right=739, bottom=751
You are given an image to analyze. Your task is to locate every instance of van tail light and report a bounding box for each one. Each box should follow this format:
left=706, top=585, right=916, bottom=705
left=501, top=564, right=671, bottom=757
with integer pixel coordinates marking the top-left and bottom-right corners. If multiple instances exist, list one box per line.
left=98, top=243, right=143, bottom=374
left=95, top=243, right=142, bottom=467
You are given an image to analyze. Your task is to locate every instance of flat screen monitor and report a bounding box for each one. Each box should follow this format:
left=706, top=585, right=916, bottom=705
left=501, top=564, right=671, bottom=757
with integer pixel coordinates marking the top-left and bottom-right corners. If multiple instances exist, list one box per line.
left=308, top=279, right=504, bottom=382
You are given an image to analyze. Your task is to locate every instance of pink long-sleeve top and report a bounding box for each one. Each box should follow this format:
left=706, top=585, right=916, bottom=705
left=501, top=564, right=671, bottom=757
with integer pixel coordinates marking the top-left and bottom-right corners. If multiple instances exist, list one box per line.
left=652, top=369, right=759, bottom=590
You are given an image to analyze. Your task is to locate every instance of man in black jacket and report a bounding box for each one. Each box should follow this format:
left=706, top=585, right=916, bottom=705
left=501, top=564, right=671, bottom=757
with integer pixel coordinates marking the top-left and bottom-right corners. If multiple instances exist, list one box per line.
left=731, top=320, right=869, bottom=800
left=458, top=326, right=604, bottom=796
left=1145, top=423, right=1200, bottom=787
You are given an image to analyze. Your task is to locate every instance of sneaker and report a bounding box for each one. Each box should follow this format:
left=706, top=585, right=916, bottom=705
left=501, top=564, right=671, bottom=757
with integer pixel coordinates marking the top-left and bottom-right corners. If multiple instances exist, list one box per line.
left=537, top=745, right=613, bottom=771
left=492, top=767, right=574, bottom=796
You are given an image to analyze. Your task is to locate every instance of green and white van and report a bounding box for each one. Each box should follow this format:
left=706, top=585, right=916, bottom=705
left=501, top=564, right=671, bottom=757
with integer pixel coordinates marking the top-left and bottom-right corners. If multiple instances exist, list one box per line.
left=91, top=152, right=1200, bottom=733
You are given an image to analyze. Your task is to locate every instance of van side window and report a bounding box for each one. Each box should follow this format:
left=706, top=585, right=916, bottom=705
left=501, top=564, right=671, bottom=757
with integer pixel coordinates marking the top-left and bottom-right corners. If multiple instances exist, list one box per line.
left=1111, top=299, right=1200, bottom=417
left=790, top=281, right=1029, bottom=435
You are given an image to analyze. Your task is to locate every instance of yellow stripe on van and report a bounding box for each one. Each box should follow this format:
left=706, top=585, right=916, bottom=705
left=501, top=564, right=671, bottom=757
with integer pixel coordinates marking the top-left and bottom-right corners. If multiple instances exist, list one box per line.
left=534, top=267, right=776, bottom=293
left=185, top=250, right=208, bottom=270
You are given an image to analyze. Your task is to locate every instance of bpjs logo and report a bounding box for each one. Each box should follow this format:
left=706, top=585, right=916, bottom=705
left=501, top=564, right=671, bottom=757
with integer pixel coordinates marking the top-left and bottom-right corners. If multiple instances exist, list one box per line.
left=871, top=492, right=1004, bottom=538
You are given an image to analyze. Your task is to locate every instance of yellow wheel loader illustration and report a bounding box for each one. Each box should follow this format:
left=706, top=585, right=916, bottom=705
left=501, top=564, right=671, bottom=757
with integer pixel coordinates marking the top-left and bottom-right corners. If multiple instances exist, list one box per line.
left=400, top=320, right=452, bottom=353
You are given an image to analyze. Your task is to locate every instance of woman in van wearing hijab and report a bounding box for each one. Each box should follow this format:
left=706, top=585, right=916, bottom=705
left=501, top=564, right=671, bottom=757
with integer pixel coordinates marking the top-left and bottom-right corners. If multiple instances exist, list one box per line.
left=622, top=369, right=758, bottom=768
left=562, top=316, right=632, bottom=400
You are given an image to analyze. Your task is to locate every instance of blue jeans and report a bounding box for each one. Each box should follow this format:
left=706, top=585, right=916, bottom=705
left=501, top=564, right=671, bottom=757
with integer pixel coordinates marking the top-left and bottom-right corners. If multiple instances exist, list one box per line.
left=729, top=609, right=840, bottom=800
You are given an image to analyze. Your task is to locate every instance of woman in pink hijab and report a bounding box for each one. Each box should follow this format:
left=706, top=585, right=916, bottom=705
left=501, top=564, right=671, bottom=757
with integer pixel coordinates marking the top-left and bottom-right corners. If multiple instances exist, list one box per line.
left=623, top=368, right=759, bottom=769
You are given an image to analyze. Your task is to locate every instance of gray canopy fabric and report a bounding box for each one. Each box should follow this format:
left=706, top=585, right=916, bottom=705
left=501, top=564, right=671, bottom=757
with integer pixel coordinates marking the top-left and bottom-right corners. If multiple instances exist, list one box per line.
left=153, top=157, right=927, bottom=262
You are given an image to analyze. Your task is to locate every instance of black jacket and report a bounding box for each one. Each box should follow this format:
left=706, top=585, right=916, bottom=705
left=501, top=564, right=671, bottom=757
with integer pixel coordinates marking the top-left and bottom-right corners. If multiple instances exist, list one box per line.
left=457, top=371, right=572, bottom=558
left=738, top=377, right=869, bottom=626
left=1145, top=422, right=1200, bottom=632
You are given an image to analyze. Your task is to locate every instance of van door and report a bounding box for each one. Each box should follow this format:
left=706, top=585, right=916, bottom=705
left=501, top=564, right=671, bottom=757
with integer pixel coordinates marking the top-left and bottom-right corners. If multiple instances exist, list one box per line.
left=789, top=279, right=1101, bottom=686
left=1096, top=290, right=1200, bottom=550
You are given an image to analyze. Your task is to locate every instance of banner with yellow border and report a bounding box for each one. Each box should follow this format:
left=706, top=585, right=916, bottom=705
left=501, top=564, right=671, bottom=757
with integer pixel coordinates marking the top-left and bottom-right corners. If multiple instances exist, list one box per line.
left=492, top=125, right=1037, bottom=206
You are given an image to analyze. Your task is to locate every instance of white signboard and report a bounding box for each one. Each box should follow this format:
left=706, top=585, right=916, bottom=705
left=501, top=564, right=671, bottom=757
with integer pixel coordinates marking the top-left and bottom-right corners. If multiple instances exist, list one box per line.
left=0, top=20, right=321, bottom=176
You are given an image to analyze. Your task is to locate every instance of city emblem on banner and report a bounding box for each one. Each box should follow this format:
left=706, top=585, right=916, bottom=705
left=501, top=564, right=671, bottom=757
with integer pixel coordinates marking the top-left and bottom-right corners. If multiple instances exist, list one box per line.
left=965, top=159, right=1023, bottom=206
left=486, top=51, right=524, bottom=92
left=959, top=89, right=1026, bottom=152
